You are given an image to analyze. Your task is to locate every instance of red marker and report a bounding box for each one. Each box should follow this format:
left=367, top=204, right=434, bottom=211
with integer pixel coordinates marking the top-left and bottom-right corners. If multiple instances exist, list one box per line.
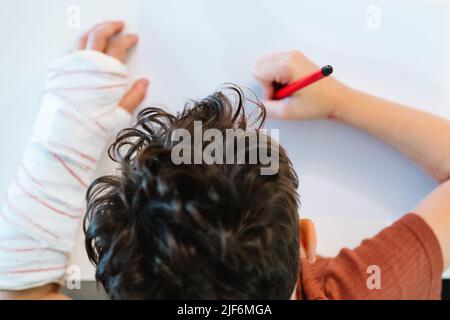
left=274, top=65, right=333, bottom=100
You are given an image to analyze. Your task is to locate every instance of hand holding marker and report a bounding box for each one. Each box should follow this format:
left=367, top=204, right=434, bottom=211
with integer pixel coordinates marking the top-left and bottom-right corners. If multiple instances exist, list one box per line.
left=274, top=65, right=334, bottom=100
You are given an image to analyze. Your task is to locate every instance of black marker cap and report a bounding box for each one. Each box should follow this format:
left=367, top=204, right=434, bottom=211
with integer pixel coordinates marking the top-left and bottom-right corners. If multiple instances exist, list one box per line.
left=322, top=65, right=333, bottom=76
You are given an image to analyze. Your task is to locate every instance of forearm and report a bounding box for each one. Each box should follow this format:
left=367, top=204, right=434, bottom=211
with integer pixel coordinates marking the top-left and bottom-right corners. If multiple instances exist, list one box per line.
left=0, top=50, right=131, bottom=291
left=335, top=88, right=450, bottom=182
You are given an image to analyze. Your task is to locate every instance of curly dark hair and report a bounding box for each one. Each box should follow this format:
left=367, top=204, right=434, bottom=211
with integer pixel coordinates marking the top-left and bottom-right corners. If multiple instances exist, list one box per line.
left=84, top=86, right=300, bottom=299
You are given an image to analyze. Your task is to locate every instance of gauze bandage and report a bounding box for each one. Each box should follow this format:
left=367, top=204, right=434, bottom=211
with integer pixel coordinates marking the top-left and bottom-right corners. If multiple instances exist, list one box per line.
left=0, top=50, right=132, bottom=290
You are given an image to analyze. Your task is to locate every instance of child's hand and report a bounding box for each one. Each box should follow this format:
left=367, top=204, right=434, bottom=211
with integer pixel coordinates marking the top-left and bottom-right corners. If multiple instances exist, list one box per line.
left=252, top=51, right=351, bottom=120
left=77, top=20, right=149, bottom=113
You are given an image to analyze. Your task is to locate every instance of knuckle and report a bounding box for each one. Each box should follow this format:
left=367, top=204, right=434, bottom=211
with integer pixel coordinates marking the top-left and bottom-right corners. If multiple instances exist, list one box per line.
left=288, top=50, right=304, bottom=63
left=280, top=58, right=294, bottom=73
left=279, top=51, right=304, bottom=74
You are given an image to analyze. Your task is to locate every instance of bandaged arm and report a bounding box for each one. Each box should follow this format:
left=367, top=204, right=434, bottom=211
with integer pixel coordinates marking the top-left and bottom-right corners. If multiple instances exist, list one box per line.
left=0, top=50, right=131, bottom=290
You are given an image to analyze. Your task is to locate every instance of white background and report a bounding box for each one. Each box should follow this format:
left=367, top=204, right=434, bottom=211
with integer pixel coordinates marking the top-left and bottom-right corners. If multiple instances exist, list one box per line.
left=1, top=0, right=449, bottom=280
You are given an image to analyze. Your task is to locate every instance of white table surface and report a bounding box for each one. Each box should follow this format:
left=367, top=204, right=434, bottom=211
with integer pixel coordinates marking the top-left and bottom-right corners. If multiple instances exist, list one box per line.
left=1, top=0, right=449, bottom=280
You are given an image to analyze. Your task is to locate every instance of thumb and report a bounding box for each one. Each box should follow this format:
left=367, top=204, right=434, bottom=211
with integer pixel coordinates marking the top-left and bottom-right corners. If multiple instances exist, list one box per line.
left=300, top=218, right=317, bottom=264
left=119, top=79, right=149, bottom=113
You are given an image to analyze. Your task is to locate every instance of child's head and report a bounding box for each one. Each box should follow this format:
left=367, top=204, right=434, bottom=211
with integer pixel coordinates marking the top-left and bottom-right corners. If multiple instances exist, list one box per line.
left=84, top=86, right=300, bottom=299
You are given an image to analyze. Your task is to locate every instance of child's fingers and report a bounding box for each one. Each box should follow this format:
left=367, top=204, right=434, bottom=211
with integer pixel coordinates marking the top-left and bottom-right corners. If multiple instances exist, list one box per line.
left=77, top=33, right=88, bottom=50
left=119, top=79, right=149, bottom=113
left=86, top=21, right=125, bottom=52
left=253, top=53, right=295, bottom=88
left=106, top=34, right=139, bottom=62
left=76, top=22, right=105, bottom=50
